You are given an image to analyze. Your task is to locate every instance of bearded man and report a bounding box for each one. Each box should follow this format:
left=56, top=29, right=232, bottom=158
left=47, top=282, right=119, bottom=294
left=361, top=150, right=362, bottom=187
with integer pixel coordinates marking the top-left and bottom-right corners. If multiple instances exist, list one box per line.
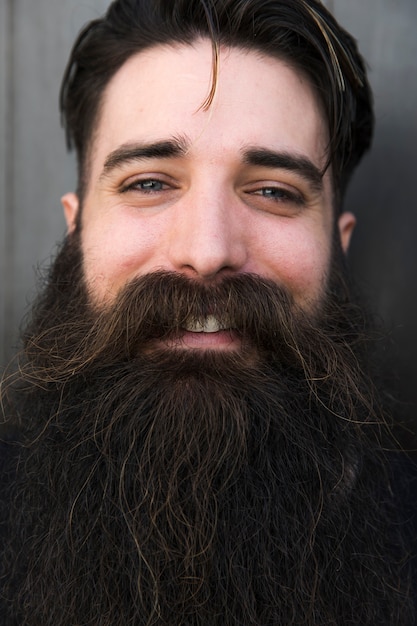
left=1, top=0, right=416, bottom=624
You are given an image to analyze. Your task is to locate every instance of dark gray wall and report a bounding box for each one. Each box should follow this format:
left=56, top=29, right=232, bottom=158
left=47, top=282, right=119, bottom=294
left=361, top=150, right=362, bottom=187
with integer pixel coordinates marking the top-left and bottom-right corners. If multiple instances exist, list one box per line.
left=332, top=0, right=417, bottom=416
left=1, top=1, right=416, bottom=417
left=0, top=0, right=109, bottom=365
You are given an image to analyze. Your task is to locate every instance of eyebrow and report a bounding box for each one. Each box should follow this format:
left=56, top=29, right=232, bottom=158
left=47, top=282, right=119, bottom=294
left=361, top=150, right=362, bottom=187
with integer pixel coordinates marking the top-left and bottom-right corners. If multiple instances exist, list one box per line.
left=243, top=147, right=324, bottom=193
left=100, top=137, right=188, bottom=179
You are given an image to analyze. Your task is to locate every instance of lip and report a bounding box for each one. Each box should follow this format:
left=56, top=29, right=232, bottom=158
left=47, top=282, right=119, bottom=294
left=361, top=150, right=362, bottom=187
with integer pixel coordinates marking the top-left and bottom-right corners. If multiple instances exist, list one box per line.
left=181, top=328, right=238, bottom=349
left=158, top=328, right=241, bottom=351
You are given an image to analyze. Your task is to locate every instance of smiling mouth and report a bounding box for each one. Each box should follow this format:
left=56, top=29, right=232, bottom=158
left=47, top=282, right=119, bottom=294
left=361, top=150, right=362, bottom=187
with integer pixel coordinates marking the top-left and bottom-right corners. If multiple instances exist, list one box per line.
left=150, top=315, right=239, bottom=351
left=183, top=315, right=231, bottom=334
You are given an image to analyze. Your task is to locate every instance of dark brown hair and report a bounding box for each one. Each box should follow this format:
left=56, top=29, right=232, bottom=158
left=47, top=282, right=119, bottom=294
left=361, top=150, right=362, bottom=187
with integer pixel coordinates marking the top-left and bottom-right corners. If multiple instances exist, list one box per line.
left=60, top=0, right=374, bottom=204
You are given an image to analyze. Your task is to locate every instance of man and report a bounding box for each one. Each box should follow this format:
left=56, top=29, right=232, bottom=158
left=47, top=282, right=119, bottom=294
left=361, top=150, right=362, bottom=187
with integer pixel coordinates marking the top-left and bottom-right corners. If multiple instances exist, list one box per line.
left=1, top=0, right=415, bottom=624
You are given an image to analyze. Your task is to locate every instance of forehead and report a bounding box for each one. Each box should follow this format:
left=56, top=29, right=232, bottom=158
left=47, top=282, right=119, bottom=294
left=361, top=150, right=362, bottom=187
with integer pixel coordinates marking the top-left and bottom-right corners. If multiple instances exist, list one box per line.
left=89, top=40, right=329, bottom=183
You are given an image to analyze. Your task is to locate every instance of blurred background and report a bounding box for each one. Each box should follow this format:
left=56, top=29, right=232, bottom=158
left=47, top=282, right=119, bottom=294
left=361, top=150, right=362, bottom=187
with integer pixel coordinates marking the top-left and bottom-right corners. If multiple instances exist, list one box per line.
left=0, top=0, right=416, bottom=436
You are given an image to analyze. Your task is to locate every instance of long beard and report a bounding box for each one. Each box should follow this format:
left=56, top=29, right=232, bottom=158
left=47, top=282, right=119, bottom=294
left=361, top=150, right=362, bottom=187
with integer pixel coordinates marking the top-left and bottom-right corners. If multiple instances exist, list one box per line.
left=1, top=235, right=414, bottom=625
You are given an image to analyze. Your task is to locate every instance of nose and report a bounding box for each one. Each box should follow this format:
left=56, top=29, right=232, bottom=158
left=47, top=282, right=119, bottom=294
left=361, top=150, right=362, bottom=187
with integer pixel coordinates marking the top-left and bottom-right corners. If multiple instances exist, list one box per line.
left=166, top=189, right=248, bottom=280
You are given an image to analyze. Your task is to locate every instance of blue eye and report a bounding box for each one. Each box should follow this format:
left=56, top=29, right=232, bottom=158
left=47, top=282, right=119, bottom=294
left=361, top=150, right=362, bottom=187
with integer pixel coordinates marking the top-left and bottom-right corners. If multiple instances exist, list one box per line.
left=262, top=187, right=284, bottom=198
left=135, top=179, right=165, bottom=192
left=120, top=177, right=171, bottom=194
left=119, top=175, right=179, bottom=207
left=244, top=182, right=306, bottom=215
left=259, top=187, right=301, bottom=203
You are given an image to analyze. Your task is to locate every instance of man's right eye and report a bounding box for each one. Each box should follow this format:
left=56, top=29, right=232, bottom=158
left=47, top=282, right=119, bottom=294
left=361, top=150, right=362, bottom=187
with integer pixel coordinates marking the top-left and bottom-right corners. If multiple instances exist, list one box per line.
left=122, top=178, right=167, bottom=193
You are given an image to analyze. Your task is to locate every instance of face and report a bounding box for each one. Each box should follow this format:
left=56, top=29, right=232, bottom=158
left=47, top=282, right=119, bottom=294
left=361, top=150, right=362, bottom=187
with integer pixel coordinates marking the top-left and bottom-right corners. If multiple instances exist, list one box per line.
left=63, top=40, right=355, bottom=350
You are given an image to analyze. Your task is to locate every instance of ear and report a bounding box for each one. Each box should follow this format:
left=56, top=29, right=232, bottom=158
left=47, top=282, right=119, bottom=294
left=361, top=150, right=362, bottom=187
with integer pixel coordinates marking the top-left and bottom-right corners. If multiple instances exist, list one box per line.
left=61, top=192, right=80, bottom=234
left=337, top=211, right=356, bottom=254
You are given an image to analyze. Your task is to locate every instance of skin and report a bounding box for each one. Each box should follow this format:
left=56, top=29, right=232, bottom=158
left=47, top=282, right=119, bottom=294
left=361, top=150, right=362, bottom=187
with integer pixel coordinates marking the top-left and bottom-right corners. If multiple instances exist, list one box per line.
left=62, top=40, right=355, bottom=351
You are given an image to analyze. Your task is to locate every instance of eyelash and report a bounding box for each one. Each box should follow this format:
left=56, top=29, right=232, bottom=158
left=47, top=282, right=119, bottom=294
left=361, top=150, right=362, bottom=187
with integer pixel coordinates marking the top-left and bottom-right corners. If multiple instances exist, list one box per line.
left=121, top=178, right=170, bottom=194
left=251, top=186, right=304, bottom=205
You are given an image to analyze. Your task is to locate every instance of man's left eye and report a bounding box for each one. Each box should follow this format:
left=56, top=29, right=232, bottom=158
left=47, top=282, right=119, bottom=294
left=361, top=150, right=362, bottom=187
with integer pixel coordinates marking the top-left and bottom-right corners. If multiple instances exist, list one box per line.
left=255, top=187, right=302, bottom=204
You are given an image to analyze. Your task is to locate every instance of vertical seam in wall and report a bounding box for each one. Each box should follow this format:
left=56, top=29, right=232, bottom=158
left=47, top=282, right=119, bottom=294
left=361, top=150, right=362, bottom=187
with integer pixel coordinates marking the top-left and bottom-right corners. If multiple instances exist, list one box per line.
left=2, top=0, right=15, bottom=365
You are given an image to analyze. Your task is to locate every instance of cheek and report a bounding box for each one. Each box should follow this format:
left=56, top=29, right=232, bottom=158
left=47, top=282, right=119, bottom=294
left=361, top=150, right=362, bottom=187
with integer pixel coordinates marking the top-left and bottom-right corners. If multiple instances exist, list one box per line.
left=287, top=247, right=330, bottom=298
left=80, top=220, right=161, bottom=301
left=252, top=223, right=332, bottom=304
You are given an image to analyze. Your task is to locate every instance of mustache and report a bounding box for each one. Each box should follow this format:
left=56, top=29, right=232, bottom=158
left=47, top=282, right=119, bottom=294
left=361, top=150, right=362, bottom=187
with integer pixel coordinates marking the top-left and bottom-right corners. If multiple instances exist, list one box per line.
left=26, top=271, right=321, bottom=376
left=96, top=271, right=301, bottom=347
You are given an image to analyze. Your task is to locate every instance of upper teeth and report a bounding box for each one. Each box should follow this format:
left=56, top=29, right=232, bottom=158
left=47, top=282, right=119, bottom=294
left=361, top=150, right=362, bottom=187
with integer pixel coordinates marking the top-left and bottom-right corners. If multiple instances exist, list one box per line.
left=184, top=315, right=226, bottom=333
